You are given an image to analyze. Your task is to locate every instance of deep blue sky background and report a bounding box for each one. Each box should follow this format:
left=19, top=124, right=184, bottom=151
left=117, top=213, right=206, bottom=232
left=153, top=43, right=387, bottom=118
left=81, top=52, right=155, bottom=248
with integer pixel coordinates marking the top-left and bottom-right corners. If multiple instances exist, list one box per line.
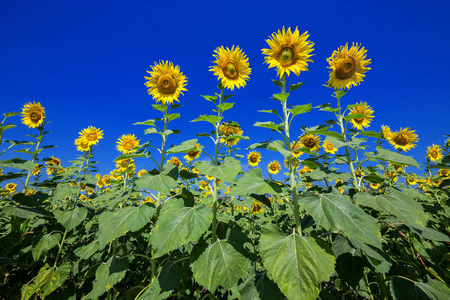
left=1, top=0, right=449, bottom=179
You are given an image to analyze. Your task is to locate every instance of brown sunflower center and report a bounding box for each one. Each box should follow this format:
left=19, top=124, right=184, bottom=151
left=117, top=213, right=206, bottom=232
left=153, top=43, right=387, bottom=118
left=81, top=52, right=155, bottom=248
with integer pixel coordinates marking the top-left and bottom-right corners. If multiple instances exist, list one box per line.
left=270, top=165, right=278, bottom=171
left=431, top=150, right=438, bottom=158
left=222, top=60, right=239, bottom=79
left=354, top=117, right=365, bottom=123
left=394, top=134, right=408, bottom=146
left=303, top=137, right=316, bottom=148
left=335, top=56, right=356, bottom=80
left=30, top=111, right=42, bottom=122
left=87, top=133, right=97, bottom=141
left=124, top=142, right=134, bottom=150
left=327, top=144, right=334, bottom=150
left=277, top=45, right=297, bottom=66
left=157, top=74, right=177, bottom=95
left=249, top=155, right=258, bottom=163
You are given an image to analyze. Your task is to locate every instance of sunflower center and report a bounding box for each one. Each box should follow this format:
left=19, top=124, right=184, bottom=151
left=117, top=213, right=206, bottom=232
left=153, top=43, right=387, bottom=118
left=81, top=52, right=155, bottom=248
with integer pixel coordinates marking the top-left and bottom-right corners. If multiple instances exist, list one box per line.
left=270, top=165, right=277, bottom=171
left=30, top=111, right=42, bottom=122
left=277, top=45, right=297, bottom=66
left=335, top=56, right=356, bottom=80
left=303, top=137, right=316, bottom=148
left=394, top=134, right=408, bottom=146
left=431, top=151, right=438, bottom=158
left=354, top=117, right=365, bottom=123
left=327, top=144, right=334, bottom=150
left=250, top=155, right=258, bottom=163
left=124, top=142, right=134, bottom=150
left=87, top=133, right=97, bottom=141
left=222, top=60, right=239, bottom=80
left=157, top=74, right=177, bottom=95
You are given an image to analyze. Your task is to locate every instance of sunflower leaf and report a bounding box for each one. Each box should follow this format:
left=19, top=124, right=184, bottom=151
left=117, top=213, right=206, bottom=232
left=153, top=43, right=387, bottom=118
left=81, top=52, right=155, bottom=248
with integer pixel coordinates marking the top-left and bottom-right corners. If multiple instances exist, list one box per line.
left=272, top=93, right=289, bottom=102
left=229, top=168, right=281, bottom=196
left=253, top=121, right=283, bottom=132
left=194, top=157, right=241, bottom=183
left=373, top=148, right=420, bottom=168
left=166, top=139, right=198, bottom=153
left=288, top=104, right=312, bottom=116
left=152, top=104, right=168, bottom=112
left=191, top=115, right=223, bottom=126
left=390, top=276, right=450, bottom=300
left=344, top=113, right=365, bottom=121
left=200, top=95, right=218, bottom=103
left=267, top=140, right=291, bottom=157
left=257, top=109, right=278, bottom=115
left=165, top=113, right=180, bottom=122
left=3, top=112, right=20, bottom=118
left=358, top=131, right=383, bottom=139
left=289, top=82, right=306, bottom=93
left=133, top=119, right=156, bottom=126
left=272, top=79, right=283, bottom=88
left=135, top=164, right=178, bottom=194
left=218, top=102, right=235, bottom=112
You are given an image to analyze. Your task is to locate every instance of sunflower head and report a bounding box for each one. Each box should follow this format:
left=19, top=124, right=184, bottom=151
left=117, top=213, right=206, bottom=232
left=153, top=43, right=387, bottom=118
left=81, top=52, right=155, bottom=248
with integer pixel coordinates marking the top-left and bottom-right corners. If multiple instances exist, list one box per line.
left=167, top=157, right=182, bottom=168
left=145, top=61, right=188, bottom=105
left=267, top=160, right=281, bottom=175
left=388, top=128, right=418, bottom=152
left=116, top=134, right=140, bottom=154
left=184, top=143, right=202, bottom=162
left=406, top=176, right=418, bottom=186
left=210, top=46, right=251, bottom=91
left=21, top=102, right=45, bottom=128
left=323, top=140, right=338, bottom=154
left=251, top=201, right=264, bottom=214
left=79, top=126, right=104, bottom=146
left=427, top=144, right=443, bottom=162
left=219, top=122, right=243, bottom=146
left=262, top=26, right=314, bottom=78
left=75, top=137, right=91, bottom=152
left=381, top=125, right=392, bottom=139
left=247, top=151, right=261, bottom=167
left=300, top=134, right=321, bottom=152
left=327, top=43, right=371, bottom=90
left=290, top=142, right=303, bottom=158
left=349, top=102, right=374, bottom=130
left=5, top=182, right=17, bottom=194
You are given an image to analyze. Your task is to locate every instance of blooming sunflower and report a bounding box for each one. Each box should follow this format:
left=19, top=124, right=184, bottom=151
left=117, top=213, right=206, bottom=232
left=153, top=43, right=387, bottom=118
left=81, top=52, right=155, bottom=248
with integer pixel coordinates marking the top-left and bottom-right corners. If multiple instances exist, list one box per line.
left=21, top=102, right=45, bottom=128
left=219, top=122, right=243, bottom=146
left=427, top=144, right=443, bottom=162
left=349, top=102, right=374, bottom=130
left=300, top=134, right=321, bottom=152
left=381, top=125, right=392, bottom=139
left=290, top=142, right=303, bottom=158
left=327, top=43, right=371, bottom=90
left=323, top=140, right=338, bottom=154
left=46, top=156, right=64, bottom=176
left=388, top=128, right=418, bottom=152
left=184, top=143, right=202, bottom=162
left=299, top=166, right=312, bottom=175
left=75, top=137, right=91, bottom=152
left=116, top=134, right=140, bottom=154
left=167, top=157, right=182, bottom=168
left=268, top=160, right=281, bottom=175
left=138, top=169, right=147, bottom=178
left=79, top=126, right=104, bottom=146
left=406, top=176, right=418, bottom=186
left=247, top=151, right=261, bottom=167
left=5, top=183, right=17, bottom=194
left=144, top=61, right=187, bottom=105
left=210, top=45, right=251, bottom=90
left=262, top=26, right=314, bottom=78
left=251, top=201, right=264, bottom=214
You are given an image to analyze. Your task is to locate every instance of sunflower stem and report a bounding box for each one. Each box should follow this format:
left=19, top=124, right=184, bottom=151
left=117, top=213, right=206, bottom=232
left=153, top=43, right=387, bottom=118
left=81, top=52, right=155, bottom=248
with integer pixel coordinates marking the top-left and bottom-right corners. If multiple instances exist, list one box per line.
left=23, top=126, right=44, bottom=191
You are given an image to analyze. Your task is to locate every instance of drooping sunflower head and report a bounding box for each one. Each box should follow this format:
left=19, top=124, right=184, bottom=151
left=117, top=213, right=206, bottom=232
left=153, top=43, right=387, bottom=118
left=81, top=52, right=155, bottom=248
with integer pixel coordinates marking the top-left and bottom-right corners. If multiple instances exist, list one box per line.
left=381, top=125, right=392, bottom=139
left=323, top=140, right=338, bottom=154
left=21, top=102, right=45, bottom=128
left=145, top=61, right=188, bottom=105
left=349, top=102, right=374, bottom=130
left=247, top=151, right=261, bottom=167
left=327, top=43, right=371, bottom=90
left=116, top=134, right=140, bottom=154
left=46, top=156, right=64, bottom=176
left=210, top=45, right=251, bottom=91
left=267, top=160, right=281, bottom=175
left=167, top=156, right=182, bottom=168
left=300, top=134, right=321, bottom=152
left=219, top=121, right=243, bottom=146
left=79, top=126, right=104, bottom=146
left=184, top=143, right=202, bottom=162
left=262, top=26, right=314, bottom=78
left=427, top=144, right=443, bottom=162
left=388, top=128, right=419, bottom=152
left=439, top=169, right=450, bottom=178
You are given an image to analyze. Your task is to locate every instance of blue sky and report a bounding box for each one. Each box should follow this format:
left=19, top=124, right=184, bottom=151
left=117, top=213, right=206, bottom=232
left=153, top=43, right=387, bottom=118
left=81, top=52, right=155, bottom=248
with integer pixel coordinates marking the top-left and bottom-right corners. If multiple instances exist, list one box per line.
left=1, top=0, right=449, bottom=178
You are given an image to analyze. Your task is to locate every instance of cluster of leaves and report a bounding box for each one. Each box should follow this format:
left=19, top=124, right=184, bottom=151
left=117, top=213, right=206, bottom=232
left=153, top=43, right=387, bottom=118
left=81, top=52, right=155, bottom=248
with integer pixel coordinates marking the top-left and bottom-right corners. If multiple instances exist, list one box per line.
left=1, top=82, right=450, bottom=300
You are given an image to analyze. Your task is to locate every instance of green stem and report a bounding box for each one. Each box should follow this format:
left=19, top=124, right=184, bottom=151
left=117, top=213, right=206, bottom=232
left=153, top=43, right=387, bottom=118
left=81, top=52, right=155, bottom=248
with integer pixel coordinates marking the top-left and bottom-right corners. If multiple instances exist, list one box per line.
left=53, top=229, right=68, bottom=267
left=24, top=127, right=44, bottom=191
left=376, top=273, right=388, bottom=300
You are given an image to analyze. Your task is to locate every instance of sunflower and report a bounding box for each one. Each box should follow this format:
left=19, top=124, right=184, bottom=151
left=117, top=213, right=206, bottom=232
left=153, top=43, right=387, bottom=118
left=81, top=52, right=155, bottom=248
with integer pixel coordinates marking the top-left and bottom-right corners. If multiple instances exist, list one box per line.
left=144, top=61, right=187, bottom=105
left=210, top=45, right=251, bottom=90
left=75, top=137, right=91, bottom=152
left=300, top=134, right=321, bottom=152
left=184, top=143, right=202, bottom=162
left=251, top=201, right=264, bottom=214
left=247, top=151, right=261, bottom=167
left=46, top=156, right=63, bottom=176
left=439, top=169, right=450, bottom=178
left=267, top=160, right=281, bottom=175
left=5, top=183, right=17, bottom=194
left=21, top=102, right=45, bottom=128
left=262, top=26, right=314, bottom=78
left=167, top=157, right=182, bottom=168
left=370, top=182, right=380, bottom=190
left=381, top=125, right=392, bottom=139
left=103, top=175, right=111, bottom=186
left=116, top=134, right=140, bottom=154
left=219, top=122, right=243, bottom=146
left=31, top=163, right=41, bottom=176
left=323, top=140, right=338, bottom=154
left=327, top=43, right=371, bottom=90
left=427, top=144, right=443, bottom=162
left=388, top=128, right=418, bottom=151
left=290, top=142, right=303, bottom=158
left=299, top=166, right=312, bottom=175
left=349, top=102, right=374, bottom=130
left=79, top=126, right=103, bottom=146
left=138, top=169, right=147, bottom=178
left=406, top=176, right=418, bottom=186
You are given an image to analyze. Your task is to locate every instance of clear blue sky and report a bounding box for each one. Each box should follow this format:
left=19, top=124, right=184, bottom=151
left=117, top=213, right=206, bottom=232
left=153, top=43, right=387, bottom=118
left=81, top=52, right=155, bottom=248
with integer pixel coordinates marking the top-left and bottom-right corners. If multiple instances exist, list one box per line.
left=1, top=0, right=449, bottom=177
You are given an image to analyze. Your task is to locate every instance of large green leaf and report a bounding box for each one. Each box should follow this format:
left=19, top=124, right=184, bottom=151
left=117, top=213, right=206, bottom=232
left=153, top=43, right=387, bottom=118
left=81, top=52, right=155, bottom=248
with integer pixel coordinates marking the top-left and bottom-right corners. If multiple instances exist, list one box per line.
left=191, top=240, right=251, bottom=292
left=302, top=190, right=381, bottom=248
left=135, top=164, right=178, bottom=194
left=52, top=183, right=81, bottom=201
left=194, top=156, right=241, bottom=183
left=74, top=239, right=100, bottom=259
left=166, top=139, right=198, bottom=153
left=390, top=276, right=450, bottom=300
left=374, top=148, right=420, bottom=168
left=191, top=114, right=223, bottom=125
left=239, top=267, right=284, bottom=300
left=3, top=205, right=52, bottom=219
left=98, top=205, right=154, bottom=249
left=288, top=104, right=312, bottom=116
left=150, top=199, right=212, bottom=258
left=259, top=225, right=335, bottom=300
left=32, top=233, right=62, bottom=261
left=354, top=191, right=428, bottom=230
left=85, top=256, right=130, bottom=299
left=54, top=206, right=88, bottom=231
left=229, top=168, right=281, bottom=196
left=0, top=158, right=36, bottom=171
left=34, top=262, right=71, bottom=298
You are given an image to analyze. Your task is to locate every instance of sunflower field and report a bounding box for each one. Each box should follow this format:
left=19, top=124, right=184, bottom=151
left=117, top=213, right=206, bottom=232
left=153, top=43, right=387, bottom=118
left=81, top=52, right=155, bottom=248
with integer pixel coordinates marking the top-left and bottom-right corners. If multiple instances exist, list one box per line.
left=1, top=26, right=450, bottom=300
